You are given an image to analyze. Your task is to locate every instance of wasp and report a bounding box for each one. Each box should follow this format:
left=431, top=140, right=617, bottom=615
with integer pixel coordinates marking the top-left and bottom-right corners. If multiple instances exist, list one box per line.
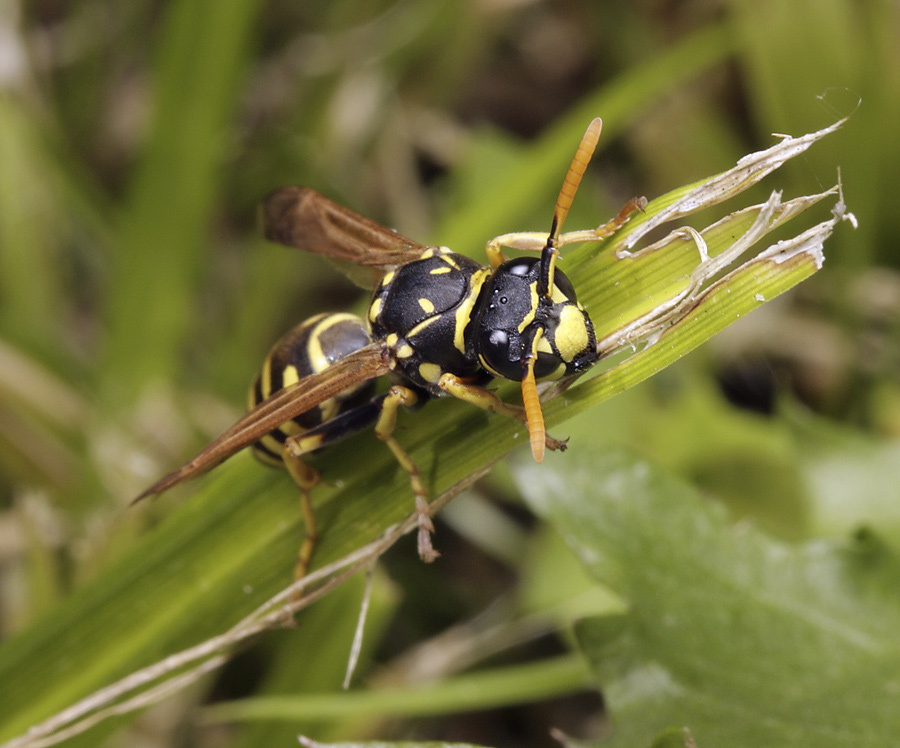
left=136, top=118, right=644, bottom=578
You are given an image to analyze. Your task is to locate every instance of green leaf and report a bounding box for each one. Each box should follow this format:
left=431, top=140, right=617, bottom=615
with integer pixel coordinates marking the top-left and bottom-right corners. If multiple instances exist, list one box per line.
left=0, top=115, right=849, bottom=746
left=516, top=446, right=900, bottom=748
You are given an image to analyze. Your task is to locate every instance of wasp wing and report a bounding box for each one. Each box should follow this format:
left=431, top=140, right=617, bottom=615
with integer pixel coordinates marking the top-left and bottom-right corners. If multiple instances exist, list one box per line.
left=134, top=342, right=392, bottom=502
left=261, top=186, right=427, bottom=288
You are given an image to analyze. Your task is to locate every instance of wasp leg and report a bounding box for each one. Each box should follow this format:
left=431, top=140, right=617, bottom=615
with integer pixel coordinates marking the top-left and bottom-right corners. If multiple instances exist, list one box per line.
left=279, top=449, right=321, bottom=581
left=284, top=387, right=438, bottom=567
left=372, top=386, right=440, bottom=563
left=485, top=196, right=647, bottom=266
left=283, top=397, right=386, bottom=580
left=437, top=373, right=567, bottom=452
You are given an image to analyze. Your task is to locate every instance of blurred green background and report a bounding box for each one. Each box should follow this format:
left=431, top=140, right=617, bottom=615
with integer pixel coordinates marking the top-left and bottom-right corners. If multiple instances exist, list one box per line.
left=0, top=1, right=897, bottom=747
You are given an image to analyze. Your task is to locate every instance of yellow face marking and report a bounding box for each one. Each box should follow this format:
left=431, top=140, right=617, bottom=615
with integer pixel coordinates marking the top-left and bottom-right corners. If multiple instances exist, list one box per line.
left=517, top=282, right=540, bottom=333
left=418, top=362, right=442, bottom=384
left=546, top=363, right=566, bottom=380
left=418, top=298, right=435, bottom=314
left=430, top=266, right=451, bottom=275
left=536, top=337, right=554, bottom=355
left=477, top=353, right=502, bottom=378
left=554, top=305, right=590, bottom=363
left=545, top=249, right=559, bottom=300
left=550, top=282, right=569, bottom=304
left=452, top=267, right=491, bottom=353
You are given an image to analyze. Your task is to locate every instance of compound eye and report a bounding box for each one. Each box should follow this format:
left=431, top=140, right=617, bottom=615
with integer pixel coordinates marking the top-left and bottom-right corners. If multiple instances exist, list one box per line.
left=553, top=268, right=577, bottom=303
left=479, top=328, right=523, bottom=380
left=504, top=257, right=539, bottom=277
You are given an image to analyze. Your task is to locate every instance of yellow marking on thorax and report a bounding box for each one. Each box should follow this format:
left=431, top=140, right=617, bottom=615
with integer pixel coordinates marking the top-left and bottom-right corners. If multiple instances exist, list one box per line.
left=368, top=296, right=383, bottom=323
left=517, top=282, right=540, bottom=333
left=453, top=267, right=491, bottom=353
left=418, top=298, right=435, bottom=314
left=440, top=254, right=460, bottom=270
left=418, top=362, right=442, bottom=384
left=407, top=314, right=440, bottom=339
left=420, top=246, right=451, bottom=261
left=430, top=266, right=451, bottom=275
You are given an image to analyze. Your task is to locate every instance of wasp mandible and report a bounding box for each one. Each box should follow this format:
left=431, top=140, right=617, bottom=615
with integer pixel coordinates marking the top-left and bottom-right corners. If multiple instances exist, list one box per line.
left=137, top=118, right=644, bottom=578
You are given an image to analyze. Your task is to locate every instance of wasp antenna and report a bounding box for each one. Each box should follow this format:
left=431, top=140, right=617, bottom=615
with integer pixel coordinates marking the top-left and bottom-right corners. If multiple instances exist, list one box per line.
left=553, top=117, right=602, bottom=240
left=540, top=118, right=603, bottom=297
left=522, top=329, right=546, bottom=463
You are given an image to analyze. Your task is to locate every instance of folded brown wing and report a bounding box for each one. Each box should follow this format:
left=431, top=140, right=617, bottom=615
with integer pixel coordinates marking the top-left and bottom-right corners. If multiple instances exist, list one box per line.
left=261, top=186, right=427, bottom=287
left=134, top=343, right=392, bottom=501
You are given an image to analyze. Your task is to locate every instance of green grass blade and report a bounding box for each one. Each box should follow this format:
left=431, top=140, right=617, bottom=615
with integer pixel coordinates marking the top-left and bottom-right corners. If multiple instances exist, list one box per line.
left=102, top=0, right=263, bottom=402
left=204, top=654, right=591, bottom=723
left=0, top=120, right=850, bottom=747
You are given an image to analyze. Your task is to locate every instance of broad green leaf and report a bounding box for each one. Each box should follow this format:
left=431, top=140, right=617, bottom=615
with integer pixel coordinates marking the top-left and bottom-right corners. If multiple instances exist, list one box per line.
left=516, top=446, right=900, bottom=748
left=787, top=405, right=900, bottom=551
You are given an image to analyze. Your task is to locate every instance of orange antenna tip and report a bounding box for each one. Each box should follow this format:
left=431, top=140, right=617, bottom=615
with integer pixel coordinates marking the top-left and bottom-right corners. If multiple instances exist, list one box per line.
left=551, top=118, right=604, bottom=244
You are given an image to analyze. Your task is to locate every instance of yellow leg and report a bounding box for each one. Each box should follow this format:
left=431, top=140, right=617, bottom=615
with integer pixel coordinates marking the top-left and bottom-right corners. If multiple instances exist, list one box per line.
left=280, top=444, right=321, bottom=581
left=485, top=197, right=646, bottom=261
left=437, top=373, right=567, bottom=452
left=374, top=386, right=439, bottom=563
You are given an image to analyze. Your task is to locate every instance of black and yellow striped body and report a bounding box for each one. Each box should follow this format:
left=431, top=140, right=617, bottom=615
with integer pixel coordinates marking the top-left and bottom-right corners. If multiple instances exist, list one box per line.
left=139, top=120, right=640, bottom=577
left=249, top=312, right=376, bottom=466
left=368, top=247, right=493, bottom=394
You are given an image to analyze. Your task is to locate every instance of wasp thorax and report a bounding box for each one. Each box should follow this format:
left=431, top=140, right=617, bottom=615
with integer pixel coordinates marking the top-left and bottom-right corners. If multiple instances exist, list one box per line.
left=475, top=257, right=598, bottom=382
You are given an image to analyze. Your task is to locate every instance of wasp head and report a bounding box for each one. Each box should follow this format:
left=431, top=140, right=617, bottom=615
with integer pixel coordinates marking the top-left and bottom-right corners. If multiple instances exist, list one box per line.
left=475, top=256, right=598, bottom=383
